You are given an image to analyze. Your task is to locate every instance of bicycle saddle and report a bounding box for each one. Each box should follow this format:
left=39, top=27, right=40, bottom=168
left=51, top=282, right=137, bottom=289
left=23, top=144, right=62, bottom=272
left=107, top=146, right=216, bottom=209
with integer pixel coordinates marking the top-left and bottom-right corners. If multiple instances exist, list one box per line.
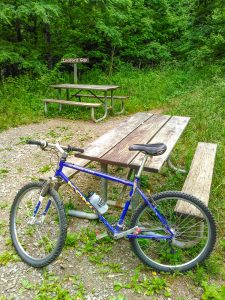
left=129, top=143, right=167, bottom=156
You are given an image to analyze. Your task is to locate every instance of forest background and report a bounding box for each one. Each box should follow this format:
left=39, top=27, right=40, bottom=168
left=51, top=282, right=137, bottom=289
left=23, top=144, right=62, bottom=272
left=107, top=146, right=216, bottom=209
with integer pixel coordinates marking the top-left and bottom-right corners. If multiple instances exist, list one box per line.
left=0, top=1, right=225, bottom=298
left=0, top=0, right=225, bottom=127
left=1, top=0, right=225, bottom=76
left=0, top=0, right=225, bottom=128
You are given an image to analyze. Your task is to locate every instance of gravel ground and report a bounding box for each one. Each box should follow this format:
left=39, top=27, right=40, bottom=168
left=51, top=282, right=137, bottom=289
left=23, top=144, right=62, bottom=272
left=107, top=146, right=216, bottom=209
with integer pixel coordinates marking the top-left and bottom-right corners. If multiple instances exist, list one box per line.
left=0, top=116, right=202, bottom=300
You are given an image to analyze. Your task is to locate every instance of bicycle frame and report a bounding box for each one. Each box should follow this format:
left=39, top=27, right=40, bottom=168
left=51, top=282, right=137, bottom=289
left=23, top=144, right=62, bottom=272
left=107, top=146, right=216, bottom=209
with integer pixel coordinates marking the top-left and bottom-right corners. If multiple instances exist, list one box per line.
left=53, top=159, right=174, bottom=240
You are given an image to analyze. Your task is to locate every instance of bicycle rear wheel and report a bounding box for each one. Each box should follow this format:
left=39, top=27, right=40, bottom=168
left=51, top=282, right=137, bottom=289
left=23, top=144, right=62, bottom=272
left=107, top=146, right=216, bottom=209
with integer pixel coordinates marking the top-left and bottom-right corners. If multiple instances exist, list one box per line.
left=10, top=182, right=67, bottom=268
left=130, top=191, right=216, bottom=272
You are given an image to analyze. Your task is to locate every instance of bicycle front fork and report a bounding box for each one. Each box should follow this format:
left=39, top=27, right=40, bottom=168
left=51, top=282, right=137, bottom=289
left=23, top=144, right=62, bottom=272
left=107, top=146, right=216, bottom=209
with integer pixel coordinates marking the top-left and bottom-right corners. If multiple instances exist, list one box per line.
left=29, top=180, right=53, bottom=225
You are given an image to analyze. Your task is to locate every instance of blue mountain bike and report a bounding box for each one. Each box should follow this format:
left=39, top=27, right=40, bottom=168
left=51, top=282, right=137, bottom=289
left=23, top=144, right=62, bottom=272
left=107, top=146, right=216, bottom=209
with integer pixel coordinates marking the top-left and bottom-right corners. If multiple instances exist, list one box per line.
left=10, top=140, right=216, bottom=272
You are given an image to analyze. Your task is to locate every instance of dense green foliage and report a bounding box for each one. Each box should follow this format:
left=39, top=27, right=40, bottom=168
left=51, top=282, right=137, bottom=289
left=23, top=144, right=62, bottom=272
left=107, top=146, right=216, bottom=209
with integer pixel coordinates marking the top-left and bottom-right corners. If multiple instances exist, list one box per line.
left=1, top=0, right=225, bottom=76
left=0, top=1, right=224, bottom=298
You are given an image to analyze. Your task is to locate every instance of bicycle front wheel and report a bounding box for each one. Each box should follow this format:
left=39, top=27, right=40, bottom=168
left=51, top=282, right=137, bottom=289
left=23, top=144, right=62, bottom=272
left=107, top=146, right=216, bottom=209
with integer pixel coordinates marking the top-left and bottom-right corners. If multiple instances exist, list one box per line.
left=10, top=182, right=67, bottom=268
left=130, top=191, right=216, bottom=272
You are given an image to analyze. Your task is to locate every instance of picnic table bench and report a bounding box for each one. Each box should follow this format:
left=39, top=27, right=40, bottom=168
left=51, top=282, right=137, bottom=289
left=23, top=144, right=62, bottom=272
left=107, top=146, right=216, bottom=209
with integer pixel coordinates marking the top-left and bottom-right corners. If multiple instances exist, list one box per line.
left=175, top=142, right=217, bottom=217
left=43, top=84, right=128, bottom=122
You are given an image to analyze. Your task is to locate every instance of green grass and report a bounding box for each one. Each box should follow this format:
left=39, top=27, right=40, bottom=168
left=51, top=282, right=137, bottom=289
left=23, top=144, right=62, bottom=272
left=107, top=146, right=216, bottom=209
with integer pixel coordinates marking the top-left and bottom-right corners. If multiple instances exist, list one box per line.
left=0, top=168, right=9, bottom=178
left=34, top=271, right=86, bottom=299
left=114, top=267, right=171, bottom=297
left=38, top=164, right=52, bottom=173
left=0, top=251, right=20, bottom=265
left=0, top=64, right=225, bottom=297
left=201, top=281, right=225, bottom=300
left=0, top=64, right=223, bottom=130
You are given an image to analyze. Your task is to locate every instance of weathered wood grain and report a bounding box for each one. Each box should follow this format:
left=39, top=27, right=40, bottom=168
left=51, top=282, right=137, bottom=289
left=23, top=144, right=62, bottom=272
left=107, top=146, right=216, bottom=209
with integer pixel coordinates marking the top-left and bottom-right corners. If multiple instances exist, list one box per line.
left=61, top=113, right=151, bottom=179
left=50, top=84, right=119, bottom=91
left=175, top=142, right=217, bottom=217
left=130, top=116, right=190, bottom=172
left=43, top=99, right=102, bottom=107
left=74, top=94, right=129, bottom=100
left=101, top=114, right=170, bottom=166
left=76, top=112, right=151, bottom=161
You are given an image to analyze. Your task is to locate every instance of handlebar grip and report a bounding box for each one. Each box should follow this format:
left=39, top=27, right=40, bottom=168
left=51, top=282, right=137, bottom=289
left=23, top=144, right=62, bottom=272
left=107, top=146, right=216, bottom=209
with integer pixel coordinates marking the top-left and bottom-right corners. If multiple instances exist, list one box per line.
left=67, top=145, right=84, bottom=153
left=26, top=140, right=43, bottom=146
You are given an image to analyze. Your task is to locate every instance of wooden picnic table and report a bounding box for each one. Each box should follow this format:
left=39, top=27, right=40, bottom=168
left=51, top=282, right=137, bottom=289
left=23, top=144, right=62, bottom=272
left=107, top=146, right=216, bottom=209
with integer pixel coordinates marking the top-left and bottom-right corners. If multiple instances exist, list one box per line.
left=50, top=83, right=120, bottom=92
left=46, top=84, right=124, bottom=122
left=63, top=112, right=190, bottom=207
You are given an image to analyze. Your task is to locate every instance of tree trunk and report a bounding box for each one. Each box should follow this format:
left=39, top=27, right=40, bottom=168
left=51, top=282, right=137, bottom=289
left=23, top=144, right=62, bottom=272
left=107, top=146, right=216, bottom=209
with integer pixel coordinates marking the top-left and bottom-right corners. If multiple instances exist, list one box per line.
left=33, top=17, right=38, bottom=45
left=15, top=19, right=22, bottom=42
left=0, top=67, right=5, bottom=82
left=44, top=23, right=53, bottom=69
left=109, top=45, right=116, bottom=76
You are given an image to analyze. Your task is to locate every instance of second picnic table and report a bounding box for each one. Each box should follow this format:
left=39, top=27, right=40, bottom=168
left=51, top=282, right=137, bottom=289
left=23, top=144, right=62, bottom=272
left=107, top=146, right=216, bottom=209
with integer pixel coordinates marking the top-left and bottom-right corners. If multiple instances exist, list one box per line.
left=44, top=84, right=128, bottom=122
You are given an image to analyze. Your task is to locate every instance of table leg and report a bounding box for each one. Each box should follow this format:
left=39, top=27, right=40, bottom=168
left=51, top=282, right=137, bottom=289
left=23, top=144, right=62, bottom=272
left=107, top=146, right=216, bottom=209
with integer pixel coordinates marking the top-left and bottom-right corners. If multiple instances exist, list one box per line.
left=115, top=99, right=125, bottom=115
left=92, top=92, right=108, bottom=122
left=104, top=90, right=108, bottom=108
left=62, top=163, right=109, bottom=220
left=111, top=90, right=114, bottom=111
left=58, top=89, right=62, bottom=112
left=66, top=89, right=69, bottom=100
left=167, top=156, right=187, bottom=174
left=44, top=102, right=48, bottom=114
left=115, top=168, right=134, bottom=207
left=100, top=163, right=108, bottom=202
left=60, top=173, right=98, bottom=219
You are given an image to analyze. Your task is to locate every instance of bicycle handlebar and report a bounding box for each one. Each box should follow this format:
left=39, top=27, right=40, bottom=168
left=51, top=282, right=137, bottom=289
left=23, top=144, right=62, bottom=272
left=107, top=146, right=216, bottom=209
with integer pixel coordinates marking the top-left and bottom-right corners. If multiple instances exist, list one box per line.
left=27, top=140, right=43, bottom=146
left=66, top=145, right=84, bottom=153
left=26, top=140, right=84, bottom=153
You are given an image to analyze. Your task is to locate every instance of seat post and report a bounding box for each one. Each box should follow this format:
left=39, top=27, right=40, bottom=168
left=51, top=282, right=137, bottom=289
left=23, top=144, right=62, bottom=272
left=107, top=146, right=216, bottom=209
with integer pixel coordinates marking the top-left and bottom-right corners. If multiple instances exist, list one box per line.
left=136, top=154, right=148, bottom=178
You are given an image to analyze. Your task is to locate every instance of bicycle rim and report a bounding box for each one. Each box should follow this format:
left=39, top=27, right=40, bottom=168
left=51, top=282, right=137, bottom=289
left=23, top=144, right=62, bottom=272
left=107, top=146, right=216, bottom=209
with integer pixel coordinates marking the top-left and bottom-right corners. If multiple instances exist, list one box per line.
left=130, top=192, right=216, bottom=272
left=11, top=183, right=64, bottom=264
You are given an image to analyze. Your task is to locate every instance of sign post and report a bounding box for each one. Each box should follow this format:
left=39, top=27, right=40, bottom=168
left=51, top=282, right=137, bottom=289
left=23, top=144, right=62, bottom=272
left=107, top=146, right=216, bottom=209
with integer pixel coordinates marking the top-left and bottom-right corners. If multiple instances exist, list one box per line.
left=61, top=57, right=89, bottom=84
left=74, top=63, right=77, bottom=83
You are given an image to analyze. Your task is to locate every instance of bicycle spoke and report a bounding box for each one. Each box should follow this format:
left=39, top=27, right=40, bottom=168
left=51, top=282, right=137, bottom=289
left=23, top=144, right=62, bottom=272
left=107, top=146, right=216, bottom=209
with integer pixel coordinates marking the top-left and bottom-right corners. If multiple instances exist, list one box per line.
left=130, top=192, right=215, bottom=272
left=11, top=184, right=63, bottom=262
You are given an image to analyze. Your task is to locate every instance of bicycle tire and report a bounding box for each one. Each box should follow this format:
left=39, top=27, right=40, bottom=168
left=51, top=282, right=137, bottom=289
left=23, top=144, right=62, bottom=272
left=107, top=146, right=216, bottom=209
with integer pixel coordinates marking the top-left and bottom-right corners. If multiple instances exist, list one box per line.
left=10, top=182, right=67, bottom=268
left=130, top=191, right=216, bottom=272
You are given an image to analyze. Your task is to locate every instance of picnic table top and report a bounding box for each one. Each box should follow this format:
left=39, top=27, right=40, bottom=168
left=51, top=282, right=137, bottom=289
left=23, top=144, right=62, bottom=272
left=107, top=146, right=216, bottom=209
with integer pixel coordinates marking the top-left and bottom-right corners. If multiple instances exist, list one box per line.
left=50, top=84, right=120, bottom=91
left=74, top=112, right=190, bottom=173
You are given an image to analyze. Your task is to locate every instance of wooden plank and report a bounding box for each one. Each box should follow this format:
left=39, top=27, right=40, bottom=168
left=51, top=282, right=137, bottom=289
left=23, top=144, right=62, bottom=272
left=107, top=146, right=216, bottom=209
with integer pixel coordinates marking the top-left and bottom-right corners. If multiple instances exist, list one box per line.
left=175, top=143, right=217, bottom=217
left=76, top=112, right=152, bottom=161
left=130, top=116, right=190, bottom=172
left=101, top=114, right=170, bottom=167
left=45, top=113, right=152, bottom=180
left=50, top=84, right=119, bottom=91
left=74, top=94, right=129, bottom=99
left=43, top=99, right=102, bottom=108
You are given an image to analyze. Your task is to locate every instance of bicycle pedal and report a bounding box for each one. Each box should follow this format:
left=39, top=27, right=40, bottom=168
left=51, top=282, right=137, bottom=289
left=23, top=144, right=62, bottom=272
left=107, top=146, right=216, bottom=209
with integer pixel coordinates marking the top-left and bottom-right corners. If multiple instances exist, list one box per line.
left=96, top=232, right=108, bottom=240
left=134, top=227, right=142, bottom=235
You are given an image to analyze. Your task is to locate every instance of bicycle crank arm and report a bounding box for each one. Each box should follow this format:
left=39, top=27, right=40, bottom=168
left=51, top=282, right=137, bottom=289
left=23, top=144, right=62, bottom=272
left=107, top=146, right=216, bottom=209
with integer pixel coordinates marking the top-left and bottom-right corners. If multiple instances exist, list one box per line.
left=96, top=231, right=108, bottom=240
left=113, top=226, right=139, bottom=239
left=96, top=227, right=139, bottom=240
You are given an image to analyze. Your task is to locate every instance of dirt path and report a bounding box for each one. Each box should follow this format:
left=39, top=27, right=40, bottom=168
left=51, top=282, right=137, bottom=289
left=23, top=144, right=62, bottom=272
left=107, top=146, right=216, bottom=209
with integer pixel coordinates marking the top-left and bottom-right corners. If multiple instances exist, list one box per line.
left=0, top=116, right=201, bottom=300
